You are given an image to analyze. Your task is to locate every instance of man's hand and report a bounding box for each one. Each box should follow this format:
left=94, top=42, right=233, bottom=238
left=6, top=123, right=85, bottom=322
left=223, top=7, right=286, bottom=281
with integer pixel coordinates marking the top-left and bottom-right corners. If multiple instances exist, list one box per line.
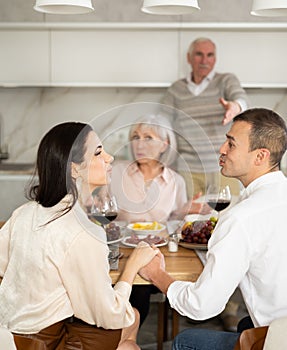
left=219, top=97, right=241, bottom=125
left=139, top=249, right=175, bottom=294
left=139, top=249, right=165, bottom=282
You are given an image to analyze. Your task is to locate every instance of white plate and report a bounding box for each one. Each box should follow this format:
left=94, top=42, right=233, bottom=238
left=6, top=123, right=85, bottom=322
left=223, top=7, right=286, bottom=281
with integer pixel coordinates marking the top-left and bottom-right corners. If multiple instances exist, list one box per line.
left=127, top=222, right=166, bottom=235
left=122, top=235, right=168, bottom=248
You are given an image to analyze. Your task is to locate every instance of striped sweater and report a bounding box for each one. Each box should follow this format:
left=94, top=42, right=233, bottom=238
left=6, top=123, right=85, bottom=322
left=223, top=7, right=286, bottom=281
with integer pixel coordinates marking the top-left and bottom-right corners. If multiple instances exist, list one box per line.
left=162, top=73, right=249, bottom=173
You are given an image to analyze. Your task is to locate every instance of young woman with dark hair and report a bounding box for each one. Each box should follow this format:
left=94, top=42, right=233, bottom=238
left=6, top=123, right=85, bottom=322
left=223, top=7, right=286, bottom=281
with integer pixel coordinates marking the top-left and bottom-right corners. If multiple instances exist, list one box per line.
left=0, top=122, right=158, bottom=350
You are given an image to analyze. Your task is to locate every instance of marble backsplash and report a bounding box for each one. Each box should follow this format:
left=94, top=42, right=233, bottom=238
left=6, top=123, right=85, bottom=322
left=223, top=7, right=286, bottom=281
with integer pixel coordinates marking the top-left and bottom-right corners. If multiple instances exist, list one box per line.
left=0, top=86, right=286, bottom=221
left=0, top=86, right=286, bottom=169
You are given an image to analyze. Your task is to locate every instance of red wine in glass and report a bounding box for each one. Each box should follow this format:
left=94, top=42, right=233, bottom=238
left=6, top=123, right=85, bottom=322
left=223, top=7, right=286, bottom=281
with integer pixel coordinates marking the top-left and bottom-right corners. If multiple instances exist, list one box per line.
left=207, top=200, right=231, bottom=212
left=206, top=185, right=231, bottom=214
left=89, top=212, right=118, bottom=225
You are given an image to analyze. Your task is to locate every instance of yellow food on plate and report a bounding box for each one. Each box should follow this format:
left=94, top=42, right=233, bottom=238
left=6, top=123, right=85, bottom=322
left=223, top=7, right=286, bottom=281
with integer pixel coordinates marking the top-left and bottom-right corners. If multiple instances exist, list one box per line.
left=132, top=221, right=162, bottom=230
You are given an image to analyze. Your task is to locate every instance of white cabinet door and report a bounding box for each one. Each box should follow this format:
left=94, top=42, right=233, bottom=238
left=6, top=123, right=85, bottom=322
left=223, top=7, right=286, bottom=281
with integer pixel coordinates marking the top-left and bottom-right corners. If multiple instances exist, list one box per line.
left=51, top=29, right=178, bottom=86
left=179, top=29, right=287, bottom=86
left=0, top=30, right=50, bottom=86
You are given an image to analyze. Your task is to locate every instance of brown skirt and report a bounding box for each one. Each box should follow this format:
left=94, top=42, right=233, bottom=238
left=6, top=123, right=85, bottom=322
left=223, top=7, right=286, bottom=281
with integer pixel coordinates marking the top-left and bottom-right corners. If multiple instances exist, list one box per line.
left=13, top=317, right=122, bottom=350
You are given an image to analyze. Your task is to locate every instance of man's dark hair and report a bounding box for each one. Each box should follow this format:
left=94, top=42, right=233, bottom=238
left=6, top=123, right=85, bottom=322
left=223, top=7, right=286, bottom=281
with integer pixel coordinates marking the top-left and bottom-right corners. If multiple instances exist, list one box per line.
left=234, top=108, right=287, bottom=167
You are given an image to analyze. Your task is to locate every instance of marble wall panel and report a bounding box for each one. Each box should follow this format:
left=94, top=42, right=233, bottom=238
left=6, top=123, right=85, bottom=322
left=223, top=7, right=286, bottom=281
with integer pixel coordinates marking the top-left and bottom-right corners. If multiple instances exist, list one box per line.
left=0, top=86, right=286, bottom=163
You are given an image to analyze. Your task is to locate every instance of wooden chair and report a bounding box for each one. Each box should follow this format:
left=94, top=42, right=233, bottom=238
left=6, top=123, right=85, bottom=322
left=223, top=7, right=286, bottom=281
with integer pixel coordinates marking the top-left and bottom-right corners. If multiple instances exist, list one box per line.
left=234, top=316, right=287, bottom=350
left=234, top=326, right=268, bottom=350
left=13, top=335, right=47, bottom=350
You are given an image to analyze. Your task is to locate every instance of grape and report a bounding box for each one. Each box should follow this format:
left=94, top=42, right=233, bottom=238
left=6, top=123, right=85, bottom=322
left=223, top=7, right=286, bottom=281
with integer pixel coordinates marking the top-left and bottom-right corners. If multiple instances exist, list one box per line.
left=180, top=218, right=218, bottom=245
left=106, top=223, right=121, bottom=241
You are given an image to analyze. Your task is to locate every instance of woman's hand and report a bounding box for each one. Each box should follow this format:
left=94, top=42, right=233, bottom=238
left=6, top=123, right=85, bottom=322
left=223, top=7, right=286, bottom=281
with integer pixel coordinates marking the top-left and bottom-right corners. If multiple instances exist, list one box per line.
left=120, top=242, right=159, bottom=285
left=128, top=241, right=159, bottom=271
left=139, top=248, right=165, bottom=282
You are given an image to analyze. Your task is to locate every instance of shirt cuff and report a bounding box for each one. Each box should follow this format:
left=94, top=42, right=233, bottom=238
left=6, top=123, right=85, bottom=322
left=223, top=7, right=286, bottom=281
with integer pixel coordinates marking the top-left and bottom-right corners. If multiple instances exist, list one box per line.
left=114, top=280, right=132, bottom=297
left=167, top=280, right=191, bottom=308
left=235, top=98, right=248, bottom=112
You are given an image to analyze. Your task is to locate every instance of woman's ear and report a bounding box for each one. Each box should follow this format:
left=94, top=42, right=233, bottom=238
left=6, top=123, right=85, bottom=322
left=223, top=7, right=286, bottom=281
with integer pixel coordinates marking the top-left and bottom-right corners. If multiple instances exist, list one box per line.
left=71, top=162, right=80, bottom=179
left=160, top=140, right=169, bottom=154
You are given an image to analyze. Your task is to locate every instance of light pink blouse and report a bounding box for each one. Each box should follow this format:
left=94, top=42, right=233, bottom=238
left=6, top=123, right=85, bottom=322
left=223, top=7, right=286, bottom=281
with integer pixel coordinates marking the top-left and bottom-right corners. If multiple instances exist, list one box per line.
left=110, top=161, right=187, bottom=223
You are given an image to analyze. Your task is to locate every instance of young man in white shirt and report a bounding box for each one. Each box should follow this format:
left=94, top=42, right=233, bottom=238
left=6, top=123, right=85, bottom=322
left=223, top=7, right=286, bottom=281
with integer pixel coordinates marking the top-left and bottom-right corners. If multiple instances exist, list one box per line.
left=139, top=108, right=287, bottom=350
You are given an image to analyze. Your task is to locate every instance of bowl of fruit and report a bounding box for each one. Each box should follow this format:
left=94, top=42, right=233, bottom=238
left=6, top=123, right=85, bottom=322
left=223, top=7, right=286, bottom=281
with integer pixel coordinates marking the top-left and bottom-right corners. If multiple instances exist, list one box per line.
left=179, top=216, right=218, bottom=250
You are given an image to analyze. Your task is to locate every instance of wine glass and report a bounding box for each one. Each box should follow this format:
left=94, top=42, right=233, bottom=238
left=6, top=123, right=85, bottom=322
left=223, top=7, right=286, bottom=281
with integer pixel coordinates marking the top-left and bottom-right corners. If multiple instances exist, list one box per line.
left=89, top=193, right=118, bottom=228
left=206, top=184, right=231, bottom=216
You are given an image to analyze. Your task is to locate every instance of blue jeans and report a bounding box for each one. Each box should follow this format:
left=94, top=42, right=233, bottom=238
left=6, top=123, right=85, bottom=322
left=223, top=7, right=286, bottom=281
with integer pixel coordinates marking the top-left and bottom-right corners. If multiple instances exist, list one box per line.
left=172, top=328, right=240, bottom=350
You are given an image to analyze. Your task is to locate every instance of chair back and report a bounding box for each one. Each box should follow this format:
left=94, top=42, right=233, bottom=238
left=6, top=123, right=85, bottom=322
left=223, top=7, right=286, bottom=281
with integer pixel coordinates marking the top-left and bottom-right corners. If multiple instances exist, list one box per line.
left=263, top=317, right=287, bottom=350
left=233, top=326, right=268, bottom=350
left=0, top=327, right=17, bottom=350
left=13, top=334, right=47, bottom=350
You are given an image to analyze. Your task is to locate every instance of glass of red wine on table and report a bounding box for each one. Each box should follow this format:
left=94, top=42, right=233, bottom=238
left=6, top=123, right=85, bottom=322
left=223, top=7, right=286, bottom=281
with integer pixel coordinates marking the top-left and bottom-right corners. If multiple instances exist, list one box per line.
left=89, top=193, right=118, bottom=228
left=206, top=184, right=231, bottom=218
left=88, top=193, right=121, bottom=269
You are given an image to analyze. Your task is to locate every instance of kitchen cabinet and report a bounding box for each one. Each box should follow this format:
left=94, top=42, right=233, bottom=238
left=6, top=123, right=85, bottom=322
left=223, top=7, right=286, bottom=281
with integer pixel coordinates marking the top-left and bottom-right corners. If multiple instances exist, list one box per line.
left=51, top=29, right=178, bottom=86
left=0, top=23, right=287, bottom=88
left=0, top=29, right=50, bottom=86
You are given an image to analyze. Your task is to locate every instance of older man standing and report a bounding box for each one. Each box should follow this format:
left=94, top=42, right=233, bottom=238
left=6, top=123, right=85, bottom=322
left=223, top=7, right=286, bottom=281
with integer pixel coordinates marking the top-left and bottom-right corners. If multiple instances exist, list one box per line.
left=163, top=37, right=249, bottom=197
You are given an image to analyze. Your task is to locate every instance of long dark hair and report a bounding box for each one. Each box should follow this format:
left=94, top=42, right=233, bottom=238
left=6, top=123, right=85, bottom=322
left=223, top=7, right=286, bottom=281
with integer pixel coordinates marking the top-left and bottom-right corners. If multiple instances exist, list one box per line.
left=28, top=122, right=92, bottom=213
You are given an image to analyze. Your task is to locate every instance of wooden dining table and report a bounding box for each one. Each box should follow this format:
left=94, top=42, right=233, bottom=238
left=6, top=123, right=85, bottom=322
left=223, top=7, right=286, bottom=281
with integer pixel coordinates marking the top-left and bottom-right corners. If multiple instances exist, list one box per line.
left=110, top=244, right=204, bottom=285
left=110, top=243, right=204, bottom=350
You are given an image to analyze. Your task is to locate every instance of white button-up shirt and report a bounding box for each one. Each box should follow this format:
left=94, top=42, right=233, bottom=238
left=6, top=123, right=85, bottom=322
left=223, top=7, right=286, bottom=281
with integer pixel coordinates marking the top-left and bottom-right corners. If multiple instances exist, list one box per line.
left=167, top=171, right=287, bottom=327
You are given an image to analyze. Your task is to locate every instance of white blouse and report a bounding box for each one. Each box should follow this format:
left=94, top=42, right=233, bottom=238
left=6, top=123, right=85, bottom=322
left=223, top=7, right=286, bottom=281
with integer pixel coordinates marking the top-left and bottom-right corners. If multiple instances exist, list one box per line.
left=0, top=196, right=134, bottom=334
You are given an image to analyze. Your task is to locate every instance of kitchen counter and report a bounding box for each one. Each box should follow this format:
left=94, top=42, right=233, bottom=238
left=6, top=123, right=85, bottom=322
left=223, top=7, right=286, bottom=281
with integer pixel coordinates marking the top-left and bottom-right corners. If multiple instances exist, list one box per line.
left=0, top=165, right=35, bottom=220
left=0, top=163, right=35, bottom=175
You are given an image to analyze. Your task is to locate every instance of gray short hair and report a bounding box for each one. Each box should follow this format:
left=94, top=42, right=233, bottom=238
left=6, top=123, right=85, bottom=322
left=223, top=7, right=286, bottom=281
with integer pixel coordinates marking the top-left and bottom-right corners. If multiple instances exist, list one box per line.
left=188, top=37, right=216, bottom=56
left=129, top=114, right=177, bottom=166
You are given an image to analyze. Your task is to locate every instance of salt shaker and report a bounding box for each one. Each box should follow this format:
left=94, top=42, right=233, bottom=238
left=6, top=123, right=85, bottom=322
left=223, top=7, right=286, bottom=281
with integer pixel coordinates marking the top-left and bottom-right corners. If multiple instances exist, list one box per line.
left=168, top=233, right=178, bottom=252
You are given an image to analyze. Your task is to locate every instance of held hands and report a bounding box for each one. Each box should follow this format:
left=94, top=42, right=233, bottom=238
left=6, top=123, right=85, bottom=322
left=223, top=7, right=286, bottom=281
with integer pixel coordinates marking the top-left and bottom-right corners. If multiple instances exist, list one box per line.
left=219, top=97, right=241, bottom=125
left=139, top=247, right=165, bottom=282
left=120, top=242, right=160, bottom=286
left=128, top=241, right=159, bottom=272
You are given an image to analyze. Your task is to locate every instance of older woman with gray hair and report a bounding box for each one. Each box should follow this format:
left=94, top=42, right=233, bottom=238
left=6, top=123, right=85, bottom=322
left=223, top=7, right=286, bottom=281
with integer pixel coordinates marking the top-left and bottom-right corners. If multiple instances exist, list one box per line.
left=110, top=114, right=210, bottom=326
left=110, top=114, right=209, bottom=224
